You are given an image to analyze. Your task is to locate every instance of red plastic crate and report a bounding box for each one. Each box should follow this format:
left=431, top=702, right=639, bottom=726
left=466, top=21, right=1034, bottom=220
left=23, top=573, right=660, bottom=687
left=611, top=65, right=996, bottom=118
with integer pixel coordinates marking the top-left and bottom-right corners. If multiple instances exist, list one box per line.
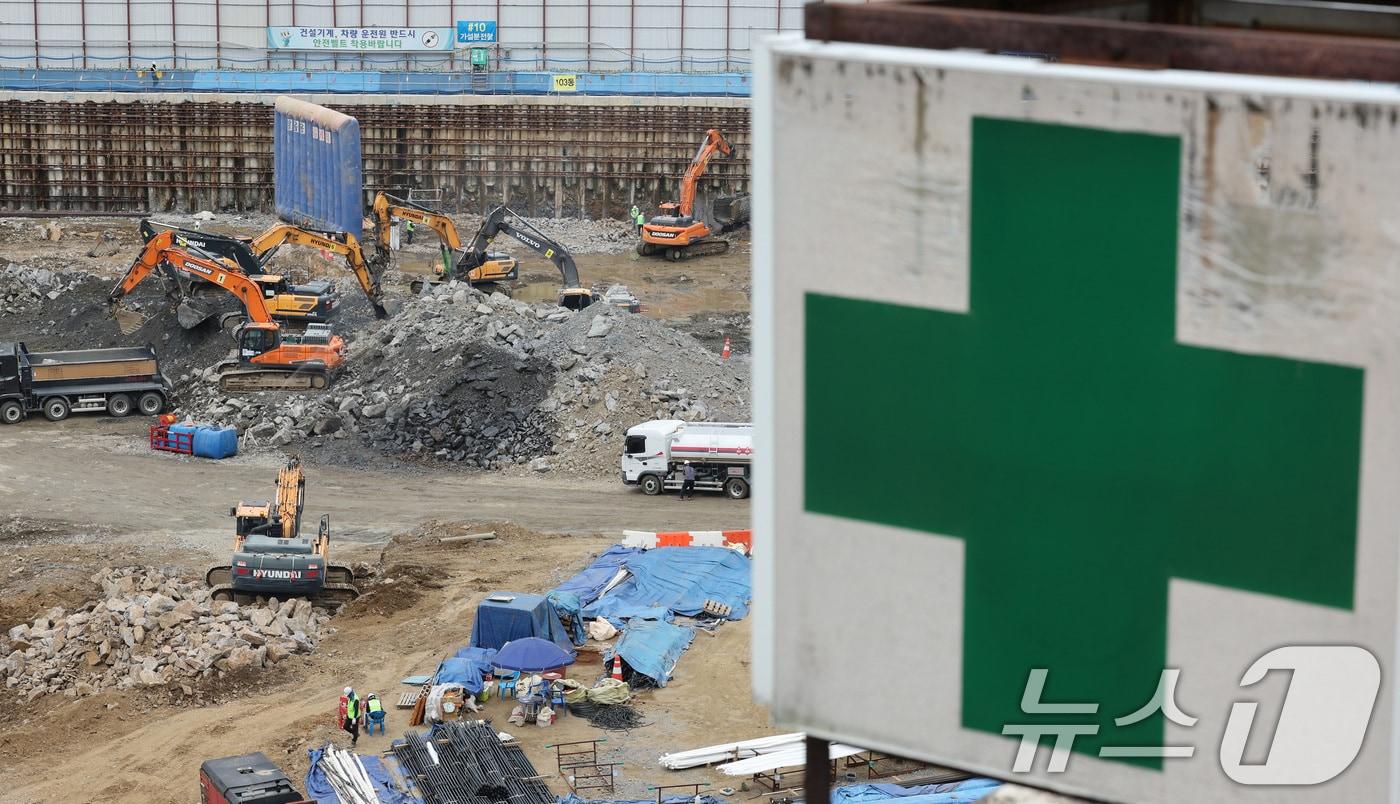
left=149, top=424, right=194, bottom=455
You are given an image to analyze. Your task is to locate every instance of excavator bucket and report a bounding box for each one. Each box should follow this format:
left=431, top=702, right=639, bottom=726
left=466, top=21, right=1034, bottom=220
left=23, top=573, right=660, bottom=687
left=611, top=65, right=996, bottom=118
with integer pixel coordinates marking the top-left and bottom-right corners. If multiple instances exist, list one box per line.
left=111, top=305, right=146, bottom=335
left=712, top=195, right=752, bottom=231
left=176, top=299, right=215, bottom=329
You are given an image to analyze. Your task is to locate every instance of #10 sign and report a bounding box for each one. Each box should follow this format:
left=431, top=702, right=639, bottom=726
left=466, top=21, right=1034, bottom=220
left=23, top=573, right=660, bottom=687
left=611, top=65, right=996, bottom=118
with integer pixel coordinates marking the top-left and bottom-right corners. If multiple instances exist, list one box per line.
left=753, top=36, right=1400, bottom=803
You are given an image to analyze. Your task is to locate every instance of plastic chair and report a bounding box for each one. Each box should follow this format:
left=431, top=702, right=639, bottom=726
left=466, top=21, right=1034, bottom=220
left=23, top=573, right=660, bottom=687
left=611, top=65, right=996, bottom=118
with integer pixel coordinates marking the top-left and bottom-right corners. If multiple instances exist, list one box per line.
left=549, top=684, right=569, bottom=717
left=365, top=710, right=386, bottom=735
left=495, top=670, right=520, bottom=700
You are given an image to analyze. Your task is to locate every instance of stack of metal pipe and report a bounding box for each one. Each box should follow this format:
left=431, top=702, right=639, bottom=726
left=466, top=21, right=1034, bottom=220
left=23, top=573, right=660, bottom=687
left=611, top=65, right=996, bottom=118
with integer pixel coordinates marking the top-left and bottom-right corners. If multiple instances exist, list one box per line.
left=318, top=743, right=381, bottom=804
left=391, top=720, right=555, bottom=804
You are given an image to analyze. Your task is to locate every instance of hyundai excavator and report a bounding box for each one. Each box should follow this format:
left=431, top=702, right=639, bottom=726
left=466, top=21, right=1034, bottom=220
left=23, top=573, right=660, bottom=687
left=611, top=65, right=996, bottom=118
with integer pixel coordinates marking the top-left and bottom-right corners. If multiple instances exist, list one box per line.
left=138, top=221, right=339, bottom=326
left=244, top=224, right=389, bottom=319
left=368, top=192, right=518, bottom=294
left=639, top=128, right=745, bottom=262
left=205, top=457, right=358, bottom=608
left=141, top=219, right=388, bottom=320
left=109, top=238, right=347, bottom=391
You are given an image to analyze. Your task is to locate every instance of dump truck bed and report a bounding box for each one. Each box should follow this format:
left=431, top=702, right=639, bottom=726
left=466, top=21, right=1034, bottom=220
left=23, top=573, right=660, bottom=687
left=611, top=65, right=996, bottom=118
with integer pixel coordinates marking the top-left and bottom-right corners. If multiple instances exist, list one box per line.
left=25, top=345, right=159, bottom=382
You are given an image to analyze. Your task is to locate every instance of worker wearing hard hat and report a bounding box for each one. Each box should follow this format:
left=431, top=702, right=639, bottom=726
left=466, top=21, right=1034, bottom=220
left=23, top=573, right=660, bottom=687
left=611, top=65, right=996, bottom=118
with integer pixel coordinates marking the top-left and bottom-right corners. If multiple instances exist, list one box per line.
left=339, top=686, right=361, bottom=746
left=680, top=460, right=697, bottom=501
left=631, top=205, right=645, bottom=234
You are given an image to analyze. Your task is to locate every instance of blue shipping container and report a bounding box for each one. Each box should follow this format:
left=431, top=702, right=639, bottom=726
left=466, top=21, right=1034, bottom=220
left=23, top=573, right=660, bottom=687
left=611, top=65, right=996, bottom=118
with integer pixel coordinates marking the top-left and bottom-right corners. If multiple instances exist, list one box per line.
left=193, top=426, right=239, bottom=460
left=274, top=96, right=362, bottom=235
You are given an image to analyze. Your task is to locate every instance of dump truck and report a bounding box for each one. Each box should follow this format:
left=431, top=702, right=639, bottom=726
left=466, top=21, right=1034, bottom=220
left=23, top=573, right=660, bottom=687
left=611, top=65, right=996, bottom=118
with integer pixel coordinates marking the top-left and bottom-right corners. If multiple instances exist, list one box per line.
left=0, top=341, right=173, bottom=424
left=622, top=419, right=753, bottom=499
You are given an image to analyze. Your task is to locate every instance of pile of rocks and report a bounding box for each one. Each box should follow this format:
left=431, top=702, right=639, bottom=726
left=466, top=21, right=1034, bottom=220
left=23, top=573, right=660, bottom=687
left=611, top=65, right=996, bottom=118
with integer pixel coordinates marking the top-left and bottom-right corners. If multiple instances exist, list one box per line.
left=177, top=282, right=749, bottom=475
left=0, top=567, right=330, bottom=702
left=0, top=263, right=83, bottom=312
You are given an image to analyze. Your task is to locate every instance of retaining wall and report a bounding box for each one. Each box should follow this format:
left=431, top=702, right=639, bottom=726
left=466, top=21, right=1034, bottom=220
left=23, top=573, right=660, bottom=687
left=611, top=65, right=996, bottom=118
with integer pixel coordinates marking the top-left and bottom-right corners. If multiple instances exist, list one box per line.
left=0, top=92, right=751, bottom=218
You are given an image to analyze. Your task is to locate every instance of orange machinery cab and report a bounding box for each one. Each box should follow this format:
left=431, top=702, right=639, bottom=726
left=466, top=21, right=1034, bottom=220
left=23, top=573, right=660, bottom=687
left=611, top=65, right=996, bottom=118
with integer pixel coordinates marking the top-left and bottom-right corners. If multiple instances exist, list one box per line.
left=237, top=322, right=345, bottom=372
left=641, top=203, right=713, bottom=247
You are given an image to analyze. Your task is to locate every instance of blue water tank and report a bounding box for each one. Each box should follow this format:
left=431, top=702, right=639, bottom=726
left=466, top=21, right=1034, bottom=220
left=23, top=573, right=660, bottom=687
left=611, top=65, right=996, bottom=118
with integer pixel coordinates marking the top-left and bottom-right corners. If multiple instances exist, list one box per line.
left=274, top=96, right=362, bottom=235
left=193, top=426, right=239, bottom=459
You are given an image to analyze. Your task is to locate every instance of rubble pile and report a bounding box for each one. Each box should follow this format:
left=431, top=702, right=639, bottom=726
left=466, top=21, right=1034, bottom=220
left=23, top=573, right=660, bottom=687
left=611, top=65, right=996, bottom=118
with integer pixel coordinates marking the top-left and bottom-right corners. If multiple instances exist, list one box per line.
left=457, top=212, right=638, bottom=254
left=178, top=282, right=749, bottom=475
left=1, top=263, right=86, bottom=313
left=0, top=567, right=330, bottom=702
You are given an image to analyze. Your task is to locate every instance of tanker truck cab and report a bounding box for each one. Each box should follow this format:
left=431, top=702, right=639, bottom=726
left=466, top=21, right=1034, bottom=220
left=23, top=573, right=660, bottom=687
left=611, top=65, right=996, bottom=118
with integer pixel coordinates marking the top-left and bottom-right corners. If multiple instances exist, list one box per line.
left=622, top=419, right=753, bottom=499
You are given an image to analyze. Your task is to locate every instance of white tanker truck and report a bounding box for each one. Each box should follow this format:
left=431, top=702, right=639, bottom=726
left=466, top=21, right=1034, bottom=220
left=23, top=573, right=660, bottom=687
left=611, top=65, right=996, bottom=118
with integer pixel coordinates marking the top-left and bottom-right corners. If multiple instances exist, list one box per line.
left=621, top=419, right=753, bottom=499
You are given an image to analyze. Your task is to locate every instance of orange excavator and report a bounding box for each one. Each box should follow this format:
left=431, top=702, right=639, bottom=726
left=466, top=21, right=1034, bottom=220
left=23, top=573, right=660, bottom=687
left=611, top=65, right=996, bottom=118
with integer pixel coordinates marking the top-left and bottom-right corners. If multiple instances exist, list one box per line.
left=108, top=233, right=346, bottom=391
left=638, top=128, right=743, bottom=262
left=369, top=191, right=518, bottom=293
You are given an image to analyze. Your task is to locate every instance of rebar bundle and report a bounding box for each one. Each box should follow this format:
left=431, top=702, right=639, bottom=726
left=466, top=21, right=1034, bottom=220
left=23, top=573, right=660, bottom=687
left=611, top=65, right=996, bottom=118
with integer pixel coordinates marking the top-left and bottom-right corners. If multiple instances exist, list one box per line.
left=391, top=720, right=555, bottom=804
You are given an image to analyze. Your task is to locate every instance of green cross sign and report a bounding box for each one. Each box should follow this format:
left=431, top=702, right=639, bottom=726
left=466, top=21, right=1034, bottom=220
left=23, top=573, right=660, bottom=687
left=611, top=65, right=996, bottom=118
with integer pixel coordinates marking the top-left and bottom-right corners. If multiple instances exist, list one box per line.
left=805, top=118, right=1365, bottom=766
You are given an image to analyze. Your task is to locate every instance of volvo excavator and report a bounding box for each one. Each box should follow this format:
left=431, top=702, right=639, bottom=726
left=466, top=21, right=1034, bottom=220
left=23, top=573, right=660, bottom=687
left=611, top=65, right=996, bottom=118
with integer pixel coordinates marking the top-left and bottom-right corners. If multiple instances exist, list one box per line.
left=138, top=221, right=339, bottom=326
left=141, top=219, right=389, bottom=320
left=206, top=457, right=358, bottom=608
left=109, top=237, right=347, bottom=391
left=369, top=193, right=597, bottom=307
left=639, top=128, right=749, bottom=262
left=457, top=205, right=597, bottom=309
left=369, top=192, right=518, bottom=293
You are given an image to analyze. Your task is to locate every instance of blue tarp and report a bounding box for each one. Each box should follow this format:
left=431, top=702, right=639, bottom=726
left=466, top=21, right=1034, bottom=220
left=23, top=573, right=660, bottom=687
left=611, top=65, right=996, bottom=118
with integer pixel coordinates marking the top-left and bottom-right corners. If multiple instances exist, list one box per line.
left=611, top=618, right=694, bottom=686
left=828, top=781, right=1002, bottom=804
left=435, top=646, right=498, bottom=693
left=552, top=546, right=641, bottom=607
left=469, top=592, right=575, bottom=653
left=583, top=547, right=751, bottom=626
left=547, top=590, right=588, bottom=646
left=305, top=747, right=420, bottom=804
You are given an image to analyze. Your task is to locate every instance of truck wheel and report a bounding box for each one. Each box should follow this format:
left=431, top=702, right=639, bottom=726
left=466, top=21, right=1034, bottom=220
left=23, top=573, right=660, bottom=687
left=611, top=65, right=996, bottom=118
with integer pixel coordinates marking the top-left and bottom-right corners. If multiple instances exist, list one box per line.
left=106, top=393, right=133, bottom=418
left=641, top=475, right=663, bottom=496
left=0, top=401, right=22, bottom=424
left=42, top=397, right=70, bottom=422
left=137, top=392, right=164, bottom=416
left=724, top=477, right=750, bottom=500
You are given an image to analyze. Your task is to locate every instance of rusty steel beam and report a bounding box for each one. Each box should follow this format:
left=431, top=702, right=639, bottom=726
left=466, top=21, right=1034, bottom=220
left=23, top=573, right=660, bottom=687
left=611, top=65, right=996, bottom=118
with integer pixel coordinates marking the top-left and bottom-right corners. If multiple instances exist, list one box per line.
left=803, top=3, right=1400, bottom=82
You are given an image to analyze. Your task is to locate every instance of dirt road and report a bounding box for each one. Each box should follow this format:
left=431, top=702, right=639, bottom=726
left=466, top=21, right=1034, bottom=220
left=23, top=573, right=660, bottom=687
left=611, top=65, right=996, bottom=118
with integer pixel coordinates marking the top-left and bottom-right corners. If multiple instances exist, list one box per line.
left=0, top=416, right=749, bottom=553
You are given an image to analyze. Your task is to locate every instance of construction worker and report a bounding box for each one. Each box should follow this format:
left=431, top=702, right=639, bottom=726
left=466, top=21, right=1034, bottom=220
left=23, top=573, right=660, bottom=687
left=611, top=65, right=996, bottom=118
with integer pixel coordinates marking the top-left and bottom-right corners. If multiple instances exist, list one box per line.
left=339, top=686, right=361, bottom=746
left=631, top=205, right=645, bottom=234
left=365, top=693, right=386, bottom=733
left=405, top=220, right=416, bottom=245
left=680, top=460, right=696, bottom=500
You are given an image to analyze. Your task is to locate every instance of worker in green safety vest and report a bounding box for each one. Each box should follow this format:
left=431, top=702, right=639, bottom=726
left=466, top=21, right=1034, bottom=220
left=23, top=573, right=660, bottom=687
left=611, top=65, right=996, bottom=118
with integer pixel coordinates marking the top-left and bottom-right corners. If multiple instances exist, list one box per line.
left=365, top=693, right=385, bottom=730
left=339, top=686, right=361, bottom=746
left=631, top=205, right=645, bottom=233
left=404, top=220, right=416, bottom=245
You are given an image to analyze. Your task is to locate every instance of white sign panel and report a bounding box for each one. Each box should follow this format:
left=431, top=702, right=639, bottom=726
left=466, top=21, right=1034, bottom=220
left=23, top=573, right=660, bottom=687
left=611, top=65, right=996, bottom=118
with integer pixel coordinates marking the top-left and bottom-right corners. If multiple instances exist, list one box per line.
left=266, top=27, right=454, bottom=52
left=753, top=34, right=1400, bottom=803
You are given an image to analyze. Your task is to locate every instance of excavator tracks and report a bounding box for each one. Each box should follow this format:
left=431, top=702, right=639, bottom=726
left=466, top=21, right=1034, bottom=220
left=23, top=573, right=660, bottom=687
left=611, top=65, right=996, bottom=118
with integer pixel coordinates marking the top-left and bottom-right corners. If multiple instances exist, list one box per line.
left=216, top=362, right=330, bottom=392
left=638, top=239, right=731, bottom=262
left=205, top=565, right=360, bottom=609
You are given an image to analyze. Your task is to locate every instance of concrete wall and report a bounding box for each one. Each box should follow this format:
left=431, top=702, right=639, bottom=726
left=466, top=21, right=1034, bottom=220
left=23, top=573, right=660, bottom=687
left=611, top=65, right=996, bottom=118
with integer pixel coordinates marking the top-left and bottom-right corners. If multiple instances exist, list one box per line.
left=0, top=92, right=751, bottom=216
left=0, top=0, right=803, bottom=71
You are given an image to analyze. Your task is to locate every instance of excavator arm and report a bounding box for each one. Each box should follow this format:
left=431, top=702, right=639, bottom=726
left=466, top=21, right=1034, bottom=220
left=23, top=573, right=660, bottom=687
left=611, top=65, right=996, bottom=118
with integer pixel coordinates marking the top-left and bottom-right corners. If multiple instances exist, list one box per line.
left=677, top=129, right=733, bottom=218
left=247, top=224, right=389, bottom=318
left=370, top=191, right=466, bottom=250
left=273, top=457, right=306, bottom=541
left=109, top=239, right=275, bottom=324
left=140, top=219, right=265, bottom=275
left=461, top=206, right=596, bottom=309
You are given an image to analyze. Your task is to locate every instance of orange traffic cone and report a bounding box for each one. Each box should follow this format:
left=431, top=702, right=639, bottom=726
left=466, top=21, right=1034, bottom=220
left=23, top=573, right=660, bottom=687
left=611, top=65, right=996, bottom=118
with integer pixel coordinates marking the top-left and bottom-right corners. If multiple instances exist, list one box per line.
left=611, top=655, right=625, bottom=681
left=721, top=337, right=732, bottom=360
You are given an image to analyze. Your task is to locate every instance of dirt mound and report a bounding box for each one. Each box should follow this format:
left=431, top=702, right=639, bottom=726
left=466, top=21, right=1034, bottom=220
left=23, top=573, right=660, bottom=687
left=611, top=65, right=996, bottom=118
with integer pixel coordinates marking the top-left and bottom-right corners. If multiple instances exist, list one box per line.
left=177, top=282, right=749, bottom=476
